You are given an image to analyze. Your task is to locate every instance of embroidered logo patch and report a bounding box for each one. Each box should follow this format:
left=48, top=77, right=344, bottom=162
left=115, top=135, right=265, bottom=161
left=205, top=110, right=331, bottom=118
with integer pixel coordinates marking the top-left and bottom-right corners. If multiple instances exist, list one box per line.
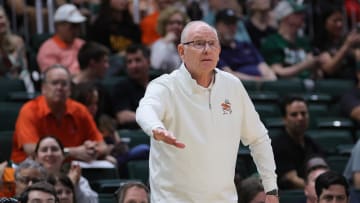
left=221, top=99, right=232, bottom=114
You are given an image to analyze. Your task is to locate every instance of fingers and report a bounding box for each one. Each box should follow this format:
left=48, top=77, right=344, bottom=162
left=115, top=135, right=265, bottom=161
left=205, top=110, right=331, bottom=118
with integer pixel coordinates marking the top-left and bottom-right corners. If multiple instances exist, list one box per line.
left=152, top=128, right=186, bottom=149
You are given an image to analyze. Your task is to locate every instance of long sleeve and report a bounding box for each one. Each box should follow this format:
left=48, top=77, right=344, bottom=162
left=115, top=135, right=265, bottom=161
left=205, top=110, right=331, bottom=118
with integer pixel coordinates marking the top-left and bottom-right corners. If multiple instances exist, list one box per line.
left=75, top=176, right=98, bottom=203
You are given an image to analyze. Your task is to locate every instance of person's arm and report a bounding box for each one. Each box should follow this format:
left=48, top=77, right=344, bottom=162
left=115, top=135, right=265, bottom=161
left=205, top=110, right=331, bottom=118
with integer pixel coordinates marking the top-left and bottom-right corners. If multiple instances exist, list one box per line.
left=74, top=176, right=99, bottom=203
left=353, top=172, right=360, bottom=189
left=283, top=170, right=305, bottom=188
left=222, top=66, right=263, bottom=81
left=320, top=32, right=360, bottom=75
left=258, top=62, right=277, bottom=81
left=116, top=110, right=136, bottom=125
left=271, top=54, right=319, bottom=78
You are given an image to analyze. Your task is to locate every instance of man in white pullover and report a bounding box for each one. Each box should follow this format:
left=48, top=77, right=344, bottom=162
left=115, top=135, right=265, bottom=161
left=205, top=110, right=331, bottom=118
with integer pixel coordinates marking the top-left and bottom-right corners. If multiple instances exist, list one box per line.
left=136, top=20, right=279, bottom=203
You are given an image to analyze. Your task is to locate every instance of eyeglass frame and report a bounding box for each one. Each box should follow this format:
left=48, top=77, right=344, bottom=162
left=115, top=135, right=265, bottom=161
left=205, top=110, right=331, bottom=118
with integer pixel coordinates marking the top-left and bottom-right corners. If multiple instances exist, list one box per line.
left=182, top=40, right=220, bottom=50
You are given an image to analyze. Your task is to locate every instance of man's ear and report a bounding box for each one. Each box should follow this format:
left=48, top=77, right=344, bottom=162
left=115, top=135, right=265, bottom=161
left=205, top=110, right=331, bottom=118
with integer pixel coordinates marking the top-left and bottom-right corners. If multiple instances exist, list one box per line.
left=178, top=44, right=185, bottom=60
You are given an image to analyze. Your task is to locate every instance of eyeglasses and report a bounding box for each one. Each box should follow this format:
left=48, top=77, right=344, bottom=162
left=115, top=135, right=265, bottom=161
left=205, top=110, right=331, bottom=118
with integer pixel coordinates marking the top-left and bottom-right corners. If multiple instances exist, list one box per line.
left=182, top=40, right=220, bottom=50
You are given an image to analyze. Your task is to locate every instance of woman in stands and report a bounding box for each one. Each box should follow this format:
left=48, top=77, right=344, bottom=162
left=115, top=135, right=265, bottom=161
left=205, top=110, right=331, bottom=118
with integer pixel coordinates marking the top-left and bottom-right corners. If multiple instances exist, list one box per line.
left=150, top=6, right=189, bottom=73
left=0, top=6, right=33, bottom=92
left=49, top=174, right=76, bottom=203
left=313, top=3, right=360, bottom=82
left=34, top=136, right=98, bottom=203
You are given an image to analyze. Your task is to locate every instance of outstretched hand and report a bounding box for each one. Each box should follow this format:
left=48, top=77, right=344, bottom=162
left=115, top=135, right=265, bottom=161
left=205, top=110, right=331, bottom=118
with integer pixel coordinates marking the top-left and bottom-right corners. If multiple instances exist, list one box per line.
left=265, top=195, right=279, bottom=203
left=152, top=128, right=186, bottom=149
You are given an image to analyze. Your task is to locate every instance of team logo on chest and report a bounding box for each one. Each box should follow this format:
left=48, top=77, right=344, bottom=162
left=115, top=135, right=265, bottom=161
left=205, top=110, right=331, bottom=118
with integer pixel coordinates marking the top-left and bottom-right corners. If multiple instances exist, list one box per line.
left=221, top=99, right=232, bottom=114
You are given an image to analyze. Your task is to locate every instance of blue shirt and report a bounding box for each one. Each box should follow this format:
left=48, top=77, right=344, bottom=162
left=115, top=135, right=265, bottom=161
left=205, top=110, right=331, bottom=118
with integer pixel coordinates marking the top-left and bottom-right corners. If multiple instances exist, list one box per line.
left=218, top=41, right=264, bottom=76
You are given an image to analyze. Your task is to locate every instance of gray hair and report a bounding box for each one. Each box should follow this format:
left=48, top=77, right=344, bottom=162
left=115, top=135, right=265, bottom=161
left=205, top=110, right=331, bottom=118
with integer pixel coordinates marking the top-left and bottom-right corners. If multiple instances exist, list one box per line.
left=180, top=21, right=218, bottom=43
left=15, top=158, right=47, bottom=180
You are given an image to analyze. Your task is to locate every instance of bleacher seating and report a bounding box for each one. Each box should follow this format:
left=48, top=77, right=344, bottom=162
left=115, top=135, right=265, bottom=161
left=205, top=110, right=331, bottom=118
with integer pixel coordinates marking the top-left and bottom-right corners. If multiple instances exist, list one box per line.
left=0, top=131, right=13, bottom=161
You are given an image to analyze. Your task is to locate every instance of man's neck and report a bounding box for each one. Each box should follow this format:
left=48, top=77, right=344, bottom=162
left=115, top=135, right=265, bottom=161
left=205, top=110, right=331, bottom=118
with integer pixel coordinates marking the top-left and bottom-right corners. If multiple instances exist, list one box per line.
left=251, top=13, right=269, bottom=31
left=73, top=70, right=97, bottom=84
left=279, top=26, right=296, bottom=43
left=47, top=100, right=66, bottom=120
left=286, top=128, right=305, bottom=146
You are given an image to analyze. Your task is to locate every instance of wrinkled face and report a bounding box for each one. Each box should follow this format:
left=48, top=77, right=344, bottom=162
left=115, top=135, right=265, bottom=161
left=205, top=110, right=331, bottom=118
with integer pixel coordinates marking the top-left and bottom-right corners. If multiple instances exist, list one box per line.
left=178, top=22, right=221, bottom=77
left=15, top=168, right=45, bottom=196
left=126, top=50, right=149, bottom=81
left=55, top=182, right=74, bottom=203
left=35, top=137, right=65, bottom=174
left=216, top=21, right=237, bottom=45
left=249, top=191, right=266, bottom=203
left=123, top=186, right=149, bottom=203
left=284, top=100, right=309, bottom=135
left=318, top=185, right=348, bottom=203
left=28, top=190, right=57, bottom=203
left=304, top=168, right=328, bottom=203
left=325, top=11, right=344, bottom=39
left=56, top=22, right=81, bottom=43
left=92, top=55, right=109, bottom=79
left=42, top=68, right=71, bottom=106
left=165, top=12, right=185, bottom=40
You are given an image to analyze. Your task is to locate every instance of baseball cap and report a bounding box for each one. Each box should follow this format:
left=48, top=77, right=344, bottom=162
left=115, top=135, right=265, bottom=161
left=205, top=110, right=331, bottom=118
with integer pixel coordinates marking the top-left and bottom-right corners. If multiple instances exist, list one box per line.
left=305, top=156, right=329, bottom=174
left=54, top=4, right=86, bottom=23
left=215, top=8, right=239, bottom=24
left=274, top=0, right=305, bottom=21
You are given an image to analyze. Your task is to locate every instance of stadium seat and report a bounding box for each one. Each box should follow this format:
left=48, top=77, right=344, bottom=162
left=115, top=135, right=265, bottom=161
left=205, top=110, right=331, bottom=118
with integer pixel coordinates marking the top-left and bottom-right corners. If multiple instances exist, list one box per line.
left=90, top=179, right=128, bottom=194
left=127, top=160, right=149, bottom=185
left=82, top=167, right=119, bottom=182
left=307, top=130, right=354, bottom=155
left=261, top=79, right=305, bottom=96
left=118, top=129, right=150, bottom=148
left=315, top=117, right=354, bottom=131
left=326, top=155, right=350, bottom=174
left=0, top=102, right=23, bottom=131
left=98, top=193, right=115, bottom=203
left=314, top=79, right=355, bottom=98
left=0, top=78, right=26, bottom=101
left=0, top=131, right=13, bottom=161
left=279, top=189, right=305, bottom=203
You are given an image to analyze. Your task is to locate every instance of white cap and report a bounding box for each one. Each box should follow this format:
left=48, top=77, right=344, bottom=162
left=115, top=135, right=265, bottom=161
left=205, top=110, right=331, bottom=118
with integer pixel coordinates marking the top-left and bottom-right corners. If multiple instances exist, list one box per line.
left=54, top=4, right=86, bottom=23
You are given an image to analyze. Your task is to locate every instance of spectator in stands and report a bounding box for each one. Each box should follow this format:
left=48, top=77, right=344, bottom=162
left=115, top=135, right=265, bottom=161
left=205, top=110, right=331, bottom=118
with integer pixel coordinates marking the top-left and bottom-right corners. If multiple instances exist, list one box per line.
left=72, top=41, right=113, bottom=121
left=0, top=161, right=15, bottom=197
left=150, top=7, right=189, bottom=73
left=11, top=64, right=107, bottom=164
left=315, top=171, right=350, bottom=203
left=215, top=8, right=277, bottom=81
left=71, top=82, right=150, bottom=177
left=14, top=159, right=47, bottom=198
left=237, top=176, right=266, bottom=203
left=203, top=0, right=251, bottom=42
left=312, top=4, right=360, bottom=82
left=37, top=4, right=86, bottom=75
left=115, top=181, right=150, bottom=203
left=34, top=136, right=98, bottom=203
left=89, top=0, right=141, bottom=55
left=272, top=95, right=323, bottom=189
left=18, top=181, right=58, bottom=203
left=49, top=174, right=76, bottom=203
left=140, top=0, right=174, bottom=46
left=260, top=0, right=321, bottom=79
left=344, top=137, right=360, bottom=190
left=244, top=0, right=277, bottom=49
left=113, top=44, right=151, bottom=129
left=300, top=156, right=329, bottom=203
left=5, top=0, right=66, bottom=34
left=0, top=6, right=34, bottom=92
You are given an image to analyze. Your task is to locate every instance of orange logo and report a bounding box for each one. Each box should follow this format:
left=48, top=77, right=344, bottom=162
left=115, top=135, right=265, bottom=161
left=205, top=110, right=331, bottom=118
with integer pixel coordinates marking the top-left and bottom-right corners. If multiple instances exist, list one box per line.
left=221, top=99, right=232, bottom=114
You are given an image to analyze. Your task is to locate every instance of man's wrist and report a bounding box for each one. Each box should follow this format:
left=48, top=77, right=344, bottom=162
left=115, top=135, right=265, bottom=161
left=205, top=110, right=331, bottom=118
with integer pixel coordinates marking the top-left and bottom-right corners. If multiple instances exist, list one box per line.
left=266, top=189, right=278, bottom=196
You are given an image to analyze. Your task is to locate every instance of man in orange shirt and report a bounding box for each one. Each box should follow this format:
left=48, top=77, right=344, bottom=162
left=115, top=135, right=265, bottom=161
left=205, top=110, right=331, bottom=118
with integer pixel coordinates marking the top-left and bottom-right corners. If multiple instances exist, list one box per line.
left=11, top=64, right=107, bottom=164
